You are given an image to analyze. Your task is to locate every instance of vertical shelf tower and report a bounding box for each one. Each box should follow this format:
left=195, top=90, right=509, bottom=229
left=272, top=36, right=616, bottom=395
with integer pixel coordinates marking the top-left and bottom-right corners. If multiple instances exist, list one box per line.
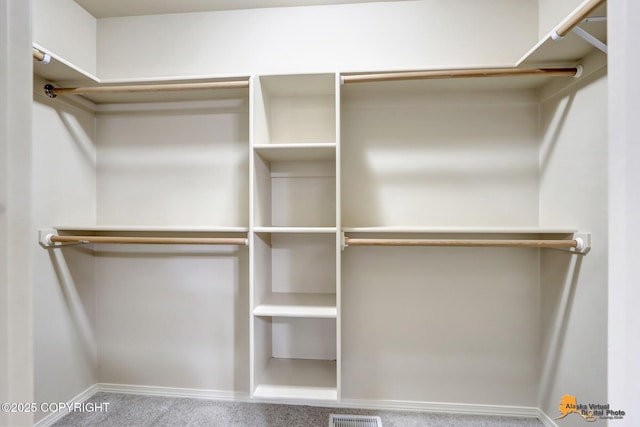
left=250, top=73, right=341, bottom=401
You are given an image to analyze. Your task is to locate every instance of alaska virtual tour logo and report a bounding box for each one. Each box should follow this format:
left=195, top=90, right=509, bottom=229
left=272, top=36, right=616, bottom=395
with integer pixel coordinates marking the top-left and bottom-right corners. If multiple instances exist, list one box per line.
left=555, top=395, right=626, bottom=422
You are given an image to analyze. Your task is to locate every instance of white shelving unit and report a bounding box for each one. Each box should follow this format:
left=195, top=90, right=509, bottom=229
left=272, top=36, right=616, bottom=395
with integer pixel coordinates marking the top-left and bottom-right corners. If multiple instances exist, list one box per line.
left=250, top=73, right=341, bottom=401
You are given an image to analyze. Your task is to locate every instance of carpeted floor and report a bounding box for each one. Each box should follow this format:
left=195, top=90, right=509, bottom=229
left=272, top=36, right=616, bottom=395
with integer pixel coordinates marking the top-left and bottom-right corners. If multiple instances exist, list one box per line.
left=52, top=392, right=545, bottom=427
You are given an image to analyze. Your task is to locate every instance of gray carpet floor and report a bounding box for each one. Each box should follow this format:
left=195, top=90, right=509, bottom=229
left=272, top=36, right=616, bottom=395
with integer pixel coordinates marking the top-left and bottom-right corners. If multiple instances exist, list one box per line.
left=52, top=392, right=544, bottom=427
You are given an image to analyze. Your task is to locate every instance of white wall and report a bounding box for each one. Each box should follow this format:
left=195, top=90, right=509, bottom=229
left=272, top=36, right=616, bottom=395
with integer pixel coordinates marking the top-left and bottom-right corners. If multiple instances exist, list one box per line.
left=0, top=0, right=34, bottom=426
left=93, top=103, right=250, bottom=393
left=340, top=86, right=541, bottom=406
left=538, top=55, right=608, bottom=424
left=32, top=86, right=97, bottom=423
left=341, top=87, right=540, bottom=227
left=95, top=245, right=250, bottom=393
left=0, top=6, right=9, bottom=423
left=32, top=0, right=97, bottom=75
left=608, top=0, right=640, bottom=424
left=96, top=105, right=249, bottom=227
left=96, top=0, right=537, bottom=80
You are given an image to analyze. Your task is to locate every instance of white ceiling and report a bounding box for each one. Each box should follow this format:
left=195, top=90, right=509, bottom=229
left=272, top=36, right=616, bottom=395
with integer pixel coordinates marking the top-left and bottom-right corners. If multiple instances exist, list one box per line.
left=73, top=0, right=412, bottom=18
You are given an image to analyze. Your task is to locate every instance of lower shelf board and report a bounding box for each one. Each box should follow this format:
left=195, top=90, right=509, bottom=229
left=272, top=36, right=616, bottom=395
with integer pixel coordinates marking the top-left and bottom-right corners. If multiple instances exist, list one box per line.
left=254, top=358, right=337, bottom=401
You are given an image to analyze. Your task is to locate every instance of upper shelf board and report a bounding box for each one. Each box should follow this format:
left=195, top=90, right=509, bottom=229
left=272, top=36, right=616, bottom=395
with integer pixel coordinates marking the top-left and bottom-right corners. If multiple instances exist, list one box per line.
left=73, top=0, right=414, bottom=18
left=518, top=4, right=607, bottom=66
left=32, top=44, right=99, bottom=84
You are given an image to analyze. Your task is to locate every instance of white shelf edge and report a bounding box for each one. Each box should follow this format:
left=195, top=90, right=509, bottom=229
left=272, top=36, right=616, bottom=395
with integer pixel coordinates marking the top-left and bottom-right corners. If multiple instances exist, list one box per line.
left=254, top=293, right=337, bottom=318
left=54, top=225, right=249, bottom=233
left=253, top=143, right=337, bottom=161
left=341, top=226, right=578, bottom=234
left=254, top=227, right=337, bottom=234
left=98, top=74, right=252, bottom=85
left=253, top=384, right=338, bottom=401
left=253, top=307, right=337, bottom=318
left=253, top=142, right=336, bottom=149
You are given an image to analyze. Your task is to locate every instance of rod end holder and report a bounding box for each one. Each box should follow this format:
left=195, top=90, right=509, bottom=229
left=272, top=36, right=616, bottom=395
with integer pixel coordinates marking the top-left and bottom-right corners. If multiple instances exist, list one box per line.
left=39, top=229, right=56, bottom=248
left=39, top=53, right=51, bottom=65
left=574, top=65, right=584, bottom=78
left=573, top=233, right=591, bottom=255
left=551, top=30, right=564, bottom=41
left=44, top=84, right=57, bottom=98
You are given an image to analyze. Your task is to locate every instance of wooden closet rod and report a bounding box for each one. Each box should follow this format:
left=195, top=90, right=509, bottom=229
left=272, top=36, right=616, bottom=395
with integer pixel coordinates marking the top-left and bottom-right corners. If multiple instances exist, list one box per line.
left=47, top=235, right=248, bottom=246
left=341, top=67, right=580, bottom=84
left=32, top=48, right=45, bottom=61
left=344, top=238, right=581, bottom=249
left=44, top=80, right=249, bottom=98
left=33, top=48, right=51, bottom=64
left=554, top=0, right=606, bottom=39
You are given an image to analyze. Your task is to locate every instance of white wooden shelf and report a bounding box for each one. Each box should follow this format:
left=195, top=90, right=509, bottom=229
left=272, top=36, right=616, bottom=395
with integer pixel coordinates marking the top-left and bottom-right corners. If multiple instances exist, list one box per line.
left=254, top=358, right=337, bottom=401
left=517, top=3, right=606, bottom=66
left=33, top=49, right=99, bottom=85
left=33, top=46, right=249, bottom=104
left=254, top=227, right=337, bottom=234
left=254, top=143, right=336, bottom=162
left=254, top=293, right=337, bottom=318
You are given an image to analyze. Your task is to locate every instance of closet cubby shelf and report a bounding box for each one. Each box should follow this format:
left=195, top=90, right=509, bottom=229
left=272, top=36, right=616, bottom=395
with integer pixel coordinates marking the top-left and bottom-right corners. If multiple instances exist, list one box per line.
left=253, top=143, right=336, bottom=162
left=254, top=293, right=337, bottom=318
left=253, top=359, right=337, bottom=401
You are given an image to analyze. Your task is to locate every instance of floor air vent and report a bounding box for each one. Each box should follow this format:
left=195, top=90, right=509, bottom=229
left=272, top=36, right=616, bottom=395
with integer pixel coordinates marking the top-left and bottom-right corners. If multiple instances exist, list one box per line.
left=329, top=414, right=383, bottom=427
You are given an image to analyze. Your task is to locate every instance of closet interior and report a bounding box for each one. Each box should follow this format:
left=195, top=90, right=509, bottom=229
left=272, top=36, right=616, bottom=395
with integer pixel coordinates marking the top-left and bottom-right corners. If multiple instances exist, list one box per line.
left=31, top=0, right=608, bottom=425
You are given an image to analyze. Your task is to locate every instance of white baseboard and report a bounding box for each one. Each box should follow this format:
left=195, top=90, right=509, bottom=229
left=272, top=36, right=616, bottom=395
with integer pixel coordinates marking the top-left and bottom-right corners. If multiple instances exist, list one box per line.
left=97, top=383, right=250, bottom=401
left=37, top=383, right=549, bottom=426
left=537, top=409, right=559, bottom=427
left=34, top=384, right=98, bottom=427
left=338, top=398, right=540, bottom=419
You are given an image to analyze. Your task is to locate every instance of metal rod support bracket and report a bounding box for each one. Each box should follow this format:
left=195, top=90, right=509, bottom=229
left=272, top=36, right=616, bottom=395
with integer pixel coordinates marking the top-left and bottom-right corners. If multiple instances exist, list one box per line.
left=571, top=26, right=608, bottom=54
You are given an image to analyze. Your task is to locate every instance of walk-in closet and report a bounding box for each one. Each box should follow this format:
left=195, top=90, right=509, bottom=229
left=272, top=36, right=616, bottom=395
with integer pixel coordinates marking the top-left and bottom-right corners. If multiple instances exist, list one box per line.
left=4, top=0, right=639, bottom=426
